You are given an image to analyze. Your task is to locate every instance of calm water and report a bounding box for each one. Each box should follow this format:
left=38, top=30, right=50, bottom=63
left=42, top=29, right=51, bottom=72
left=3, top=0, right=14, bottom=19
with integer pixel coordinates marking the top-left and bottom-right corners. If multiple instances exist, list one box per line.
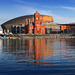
left=0, top=38, right=75, bottom=75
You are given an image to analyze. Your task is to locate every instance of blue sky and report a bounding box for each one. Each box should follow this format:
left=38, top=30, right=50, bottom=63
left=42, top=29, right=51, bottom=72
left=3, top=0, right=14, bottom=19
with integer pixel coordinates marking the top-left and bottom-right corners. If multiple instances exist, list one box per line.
left=0, top=0, right=75, bottom=26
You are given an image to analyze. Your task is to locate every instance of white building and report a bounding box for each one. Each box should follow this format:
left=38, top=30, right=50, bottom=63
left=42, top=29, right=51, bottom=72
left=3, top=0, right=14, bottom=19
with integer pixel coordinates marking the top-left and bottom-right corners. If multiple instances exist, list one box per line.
left=0, top=30, right=3, bottom=34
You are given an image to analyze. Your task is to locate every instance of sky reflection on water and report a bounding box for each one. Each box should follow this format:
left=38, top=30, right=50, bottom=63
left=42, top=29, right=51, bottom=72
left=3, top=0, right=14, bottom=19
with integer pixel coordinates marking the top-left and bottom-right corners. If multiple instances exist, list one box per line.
left=0, top=38, right=75, bottom=75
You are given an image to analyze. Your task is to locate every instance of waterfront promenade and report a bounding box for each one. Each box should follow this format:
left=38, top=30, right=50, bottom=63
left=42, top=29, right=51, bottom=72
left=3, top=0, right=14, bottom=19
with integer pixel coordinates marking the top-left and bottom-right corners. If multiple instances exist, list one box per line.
left=0, top=34, right=75, bottom=39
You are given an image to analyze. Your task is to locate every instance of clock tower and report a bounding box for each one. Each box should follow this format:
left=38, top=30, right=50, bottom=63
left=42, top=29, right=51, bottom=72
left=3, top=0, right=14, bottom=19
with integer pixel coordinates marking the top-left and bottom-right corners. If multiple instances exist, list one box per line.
left=34, top=10, right=40, bottom=27
left=25, top=10, right=45, bottom=34
left=34, top=10, right=41, bottom=34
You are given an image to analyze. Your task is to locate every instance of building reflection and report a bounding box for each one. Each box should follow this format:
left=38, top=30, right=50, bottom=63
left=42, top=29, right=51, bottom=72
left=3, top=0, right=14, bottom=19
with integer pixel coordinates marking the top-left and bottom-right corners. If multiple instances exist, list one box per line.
left=60, top=39, right=67, bottom=55
left=3, top=38, right=54, bottom=66
left=34, top=39, right=45, bottom=65
left=2, top=38, right=75, bottom=67
left=34, top=38, right=54, bottom=66
left=0, top=39, right=3, bottom=53
left=60, top=39, right=75, bottom=59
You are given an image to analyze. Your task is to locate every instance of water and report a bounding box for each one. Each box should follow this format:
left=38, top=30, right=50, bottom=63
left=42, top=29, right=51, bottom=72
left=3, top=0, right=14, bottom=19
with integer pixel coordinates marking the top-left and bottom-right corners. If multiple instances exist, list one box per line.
left=0, top=38, right=75, bottom=75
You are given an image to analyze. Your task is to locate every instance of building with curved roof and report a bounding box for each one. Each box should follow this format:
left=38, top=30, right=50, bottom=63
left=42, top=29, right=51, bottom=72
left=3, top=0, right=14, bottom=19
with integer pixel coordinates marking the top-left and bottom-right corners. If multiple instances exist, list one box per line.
left=1, top=14, right=54, bottom=33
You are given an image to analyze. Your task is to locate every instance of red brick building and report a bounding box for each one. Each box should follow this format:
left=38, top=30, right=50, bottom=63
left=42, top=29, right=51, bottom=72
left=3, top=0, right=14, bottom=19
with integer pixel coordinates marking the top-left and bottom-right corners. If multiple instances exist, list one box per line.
left=60, top=24, right=75, bottom=33
left=25, top=11, right=45, bottom=34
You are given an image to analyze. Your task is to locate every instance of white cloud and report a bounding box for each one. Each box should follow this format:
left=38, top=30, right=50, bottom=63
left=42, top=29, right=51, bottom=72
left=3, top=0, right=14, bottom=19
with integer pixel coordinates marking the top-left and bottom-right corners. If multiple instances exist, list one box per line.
left=42, top=5, right=75, bottom=11
left=13, top=0, right=31, bottom=4
left=39, top=10, right=52, bottom=15
left=14, top=5, right=75, bottom=24
left=54, top=15, right=75, bottom=24
left=61, top=6, right=75, bottom=11
left=13, top=0, right=24, bottom=3
left=14, top=5, right=35, bottom=14
left=14, top=5, right=52, bottom=15
left=42, top=5, right=58, bottom=9
left=1, top=4, right=75, bottom=25
left=0, top=14, right=9, bottom=24
left=0, top=13, right=15, bottom=25
left=13, top=0, right=37, bottom=6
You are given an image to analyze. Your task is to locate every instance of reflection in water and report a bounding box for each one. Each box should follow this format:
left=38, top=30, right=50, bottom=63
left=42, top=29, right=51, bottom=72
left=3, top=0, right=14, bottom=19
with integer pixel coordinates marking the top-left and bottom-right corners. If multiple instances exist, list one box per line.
left=1, top=38, right=75, bottom=74
left=2, top=38, right=54, bottom=65
left=0, top=39, right=3, bottom=53
left=2, top=39, right=75, bottom=61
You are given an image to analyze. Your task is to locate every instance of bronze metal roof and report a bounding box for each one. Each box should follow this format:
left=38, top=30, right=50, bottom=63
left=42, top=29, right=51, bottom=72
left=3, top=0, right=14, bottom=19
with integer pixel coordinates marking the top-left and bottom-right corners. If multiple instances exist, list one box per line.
left=1, top=15, right=54, bottom=32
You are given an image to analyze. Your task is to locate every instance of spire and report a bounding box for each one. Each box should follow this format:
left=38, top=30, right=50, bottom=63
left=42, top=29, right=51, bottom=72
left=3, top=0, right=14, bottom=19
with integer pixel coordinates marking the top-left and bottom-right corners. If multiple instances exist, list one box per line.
left=36, top=10, right=38, bottom=14
left=26, top=19, right=28, bottom=23
left=30, top=22, right=33, bottom=26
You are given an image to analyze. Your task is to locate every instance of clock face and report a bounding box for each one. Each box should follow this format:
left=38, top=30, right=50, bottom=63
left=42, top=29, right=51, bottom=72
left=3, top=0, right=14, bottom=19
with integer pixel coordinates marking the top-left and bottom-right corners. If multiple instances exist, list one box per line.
left=36, top=17, right=39, bottom=20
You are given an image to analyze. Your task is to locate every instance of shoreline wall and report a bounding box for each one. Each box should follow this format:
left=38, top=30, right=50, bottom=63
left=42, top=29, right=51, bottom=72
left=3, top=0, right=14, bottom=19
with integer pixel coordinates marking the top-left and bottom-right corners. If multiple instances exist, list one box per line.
left=0, top=34, right=75, bottom=39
